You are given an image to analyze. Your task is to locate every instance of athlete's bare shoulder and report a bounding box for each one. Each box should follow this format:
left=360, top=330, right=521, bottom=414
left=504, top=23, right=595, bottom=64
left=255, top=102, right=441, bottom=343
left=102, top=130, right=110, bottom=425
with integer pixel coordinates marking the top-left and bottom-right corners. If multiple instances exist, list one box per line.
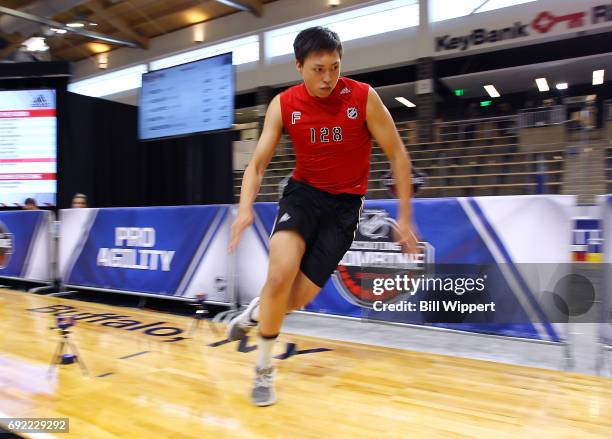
left=366, top=86, right=386, bottom=119
left=262, top=94, right=283, bottom=131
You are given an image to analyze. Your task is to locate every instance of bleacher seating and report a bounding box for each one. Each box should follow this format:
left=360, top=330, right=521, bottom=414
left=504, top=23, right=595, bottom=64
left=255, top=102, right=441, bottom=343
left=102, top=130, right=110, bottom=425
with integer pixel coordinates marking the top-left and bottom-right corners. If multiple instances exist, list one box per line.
left=233, top=116, right=569, bottom=202
left=607, top=144, right=612, bottom=194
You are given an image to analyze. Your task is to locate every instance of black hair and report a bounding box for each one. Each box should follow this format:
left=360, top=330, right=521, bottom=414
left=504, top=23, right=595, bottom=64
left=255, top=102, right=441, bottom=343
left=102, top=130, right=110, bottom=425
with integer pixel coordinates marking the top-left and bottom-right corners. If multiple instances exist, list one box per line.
left=293, top=26, right=342, bottom=65
left=72, top=193, right=88, bottom=201
left=24, top=197, right=36, bottom=205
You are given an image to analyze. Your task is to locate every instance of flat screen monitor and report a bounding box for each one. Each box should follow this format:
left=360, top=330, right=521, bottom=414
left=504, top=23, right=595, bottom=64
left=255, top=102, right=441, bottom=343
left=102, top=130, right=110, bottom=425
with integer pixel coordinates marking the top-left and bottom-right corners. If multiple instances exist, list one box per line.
left=139, top=52, right=234, bottom=140
left=0, top=89, right=57, bottom=207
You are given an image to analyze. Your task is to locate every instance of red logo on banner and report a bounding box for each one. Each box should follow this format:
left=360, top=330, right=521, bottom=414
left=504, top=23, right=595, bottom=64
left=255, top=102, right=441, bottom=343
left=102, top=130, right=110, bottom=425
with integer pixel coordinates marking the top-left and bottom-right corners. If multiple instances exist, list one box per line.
left=0, top=221, right=14, bottom=269
left=532, top=11, right=586, bottom=34
left=331, top=209, right=427, bottom=308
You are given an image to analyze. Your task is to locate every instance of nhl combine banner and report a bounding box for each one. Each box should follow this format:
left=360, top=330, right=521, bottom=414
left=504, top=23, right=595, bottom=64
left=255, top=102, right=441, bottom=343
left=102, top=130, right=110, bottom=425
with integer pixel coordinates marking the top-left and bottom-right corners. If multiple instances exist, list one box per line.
left=0, top=210, right=52, bottom=282
left=602, top=195, right=612, bottom=346
left=58, top=206, right=232, bottom=302
left=238, top=196, right=575, bottom=341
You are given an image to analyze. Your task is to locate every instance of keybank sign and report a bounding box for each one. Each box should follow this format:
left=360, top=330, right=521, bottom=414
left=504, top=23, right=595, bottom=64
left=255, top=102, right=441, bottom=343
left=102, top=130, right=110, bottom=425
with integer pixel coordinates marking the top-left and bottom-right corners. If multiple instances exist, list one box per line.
left=436, top=4, right=612, bottom=52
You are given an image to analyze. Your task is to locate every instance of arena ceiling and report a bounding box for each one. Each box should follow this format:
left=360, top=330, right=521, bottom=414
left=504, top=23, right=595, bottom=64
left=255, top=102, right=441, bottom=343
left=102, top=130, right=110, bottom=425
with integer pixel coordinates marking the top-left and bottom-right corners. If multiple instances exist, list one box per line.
left=0, top=0, right=276, bottom=62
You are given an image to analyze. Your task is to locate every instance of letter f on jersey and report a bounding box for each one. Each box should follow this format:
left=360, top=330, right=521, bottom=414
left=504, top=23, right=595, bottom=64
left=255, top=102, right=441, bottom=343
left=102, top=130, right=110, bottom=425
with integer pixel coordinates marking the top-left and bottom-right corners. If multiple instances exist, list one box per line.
left=292, top=111, right=301, bottom=125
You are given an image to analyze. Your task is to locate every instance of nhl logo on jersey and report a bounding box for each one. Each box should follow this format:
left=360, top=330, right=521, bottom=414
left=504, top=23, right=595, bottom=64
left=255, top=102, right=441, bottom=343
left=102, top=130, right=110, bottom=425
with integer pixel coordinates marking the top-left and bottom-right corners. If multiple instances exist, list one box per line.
left=347, top=107, right=358, bottom=119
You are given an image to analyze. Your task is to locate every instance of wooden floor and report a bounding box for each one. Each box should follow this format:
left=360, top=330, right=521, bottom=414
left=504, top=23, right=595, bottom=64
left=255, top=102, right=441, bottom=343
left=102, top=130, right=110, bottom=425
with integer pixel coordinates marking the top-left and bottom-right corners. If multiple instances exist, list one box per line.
left=1, top=289, right=611, bottom=439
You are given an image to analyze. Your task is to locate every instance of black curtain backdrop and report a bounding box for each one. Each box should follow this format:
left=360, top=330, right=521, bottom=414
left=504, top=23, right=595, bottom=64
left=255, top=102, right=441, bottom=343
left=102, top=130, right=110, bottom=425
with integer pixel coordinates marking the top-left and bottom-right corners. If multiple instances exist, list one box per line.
left=1, top=62, right=233, bottom=210
left=59, top=92, right=234, bottom=208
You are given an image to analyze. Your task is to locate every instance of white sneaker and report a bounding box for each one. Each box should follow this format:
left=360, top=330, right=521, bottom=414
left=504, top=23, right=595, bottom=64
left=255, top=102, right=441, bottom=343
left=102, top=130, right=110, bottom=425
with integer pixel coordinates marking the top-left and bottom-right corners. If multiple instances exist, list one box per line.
left=226, top=297, right=259, bottom=341
left=251, top=366, right=276, bottom=406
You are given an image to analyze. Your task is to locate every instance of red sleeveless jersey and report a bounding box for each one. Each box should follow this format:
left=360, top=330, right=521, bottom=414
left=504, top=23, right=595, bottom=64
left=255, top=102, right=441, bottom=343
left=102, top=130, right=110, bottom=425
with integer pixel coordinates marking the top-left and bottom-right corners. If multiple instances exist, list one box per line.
left=280, top=77, right=372, bottom=195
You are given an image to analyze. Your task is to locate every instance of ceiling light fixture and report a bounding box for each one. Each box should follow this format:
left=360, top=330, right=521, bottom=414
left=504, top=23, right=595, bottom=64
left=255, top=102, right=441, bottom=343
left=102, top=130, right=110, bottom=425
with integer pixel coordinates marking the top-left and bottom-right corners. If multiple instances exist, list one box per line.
left=395, top=97, right=416, bottom=107
left=535, top=78, right=549, bottom=92
left=23, top=37, right=49, bottom=52
left=97, top=52, right=108, bottom=70
left=484, top=85, right=500, bottom=98
left=193, top=23, right=205, bottom=43
left=593, top=69, right=604, bottom=85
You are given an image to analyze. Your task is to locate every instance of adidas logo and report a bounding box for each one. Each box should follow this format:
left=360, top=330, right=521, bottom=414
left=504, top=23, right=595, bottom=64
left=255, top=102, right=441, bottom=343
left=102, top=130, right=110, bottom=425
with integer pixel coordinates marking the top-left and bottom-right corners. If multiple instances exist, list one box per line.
left=279, top=213, right=291, bottom=223
left=340, top=87, right=351, bottom=95
left=31, top=95, right=49, bottom=108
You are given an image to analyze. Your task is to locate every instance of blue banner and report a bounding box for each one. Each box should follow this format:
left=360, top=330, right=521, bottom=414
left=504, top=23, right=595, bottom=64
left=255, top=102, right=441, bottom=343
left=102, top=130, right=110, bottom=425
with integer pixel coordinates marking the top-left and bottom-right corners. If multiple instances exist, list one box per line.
left=0, top=210, right=50, bottom=281
left=602, top=195, right=612, bottom=345
left=60, top=205, right=232, bottom=300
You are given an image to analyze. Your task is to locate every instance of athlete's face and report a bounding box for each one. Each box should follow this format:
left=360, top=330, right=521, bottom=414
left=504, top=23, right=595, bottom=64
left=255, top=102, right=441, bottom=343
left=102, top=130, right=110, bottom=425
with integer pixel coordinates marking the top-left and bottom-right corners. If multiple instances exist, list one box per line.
left=296, top=50, right=341, bottom=98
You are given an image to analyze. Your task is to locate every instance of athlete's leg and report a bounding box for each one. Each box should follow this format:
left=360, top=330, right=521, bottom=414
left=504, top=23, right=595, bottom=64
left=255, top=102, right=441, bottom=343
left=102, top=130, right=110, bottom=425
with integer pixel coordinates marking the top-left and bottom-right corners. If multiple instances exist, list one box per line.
left=227, top=188, right=316, bottom=342
left=226, top=269, right=319, bottom=341
left=257, top=230, right=306, bottom=336
left=250, top=230, right=305, bottom=406
left=286, top=271, right=321, bottom=311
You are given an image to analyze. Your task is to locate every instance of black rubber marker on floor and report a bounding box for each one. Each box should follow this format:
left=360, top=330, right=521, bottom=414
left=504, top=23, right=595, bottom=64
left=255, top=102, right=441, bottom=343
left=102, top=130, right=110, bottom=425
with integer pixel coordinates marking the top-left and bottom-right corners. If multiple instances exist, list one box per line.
left=119, top=351, right=150, bottom=360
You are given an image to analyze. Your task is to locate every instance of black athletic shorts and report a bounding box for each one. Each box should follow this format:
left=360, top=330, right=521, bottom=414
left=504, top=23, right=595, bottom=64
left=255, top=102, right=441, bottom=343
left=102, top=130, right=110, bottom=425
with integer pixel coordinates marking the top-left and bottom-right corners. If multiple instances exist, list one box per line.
left=272, top=178, right=364, bottom=287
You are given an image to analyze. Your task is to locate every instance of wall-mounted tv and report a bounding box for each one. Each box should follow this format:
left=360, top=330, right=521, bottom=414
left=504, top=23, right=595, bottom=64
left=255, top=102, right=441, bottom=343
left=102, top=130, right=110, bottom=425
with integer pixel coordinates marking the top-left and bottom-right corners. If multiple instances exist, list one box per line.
left=139, top=52, right=234, bottom=140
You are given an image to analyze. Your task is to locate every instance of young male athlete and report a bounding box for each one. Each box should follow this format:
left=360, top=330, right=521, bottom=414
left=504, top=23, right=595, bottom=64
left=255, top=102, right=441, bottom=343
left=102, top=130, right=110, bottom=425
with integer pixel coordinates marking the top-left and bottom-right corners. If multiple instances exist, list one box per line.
left=227, top=26, right=418, bottom=406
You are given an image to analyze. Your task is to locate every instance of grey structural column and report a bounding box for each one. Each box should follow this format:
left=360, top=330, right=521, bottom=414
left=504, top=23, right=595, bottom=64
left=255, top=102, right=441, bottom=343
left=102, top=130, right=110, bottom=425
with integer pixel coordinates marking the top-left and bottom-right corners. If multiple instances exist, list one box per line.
left=416, top=58, right=436, bottom=143
left=416, top=0, right=435, bottom=143
left=255, top=85, right=274, bottom=126
left=255, top=31, right=273, bottom=127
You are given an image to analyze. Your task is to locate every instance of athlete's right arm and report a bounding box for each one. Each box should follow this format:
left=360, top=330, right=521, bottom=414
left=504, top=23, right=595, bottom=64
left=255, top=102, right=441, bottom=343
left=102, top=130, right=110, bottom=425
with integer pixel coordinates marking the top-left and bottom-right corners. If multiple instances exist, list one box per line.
left=228, top=95, right=283, bottom=253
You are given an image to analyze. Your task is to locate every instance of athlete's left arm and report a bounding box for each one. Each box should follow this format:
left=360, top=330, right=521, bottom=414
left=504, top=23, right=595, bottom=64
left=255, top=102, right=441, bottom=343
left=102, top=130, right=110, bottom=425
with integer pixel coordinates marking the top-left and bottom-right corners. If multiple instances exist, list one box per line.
left=366, top=87, right=419, bottom=254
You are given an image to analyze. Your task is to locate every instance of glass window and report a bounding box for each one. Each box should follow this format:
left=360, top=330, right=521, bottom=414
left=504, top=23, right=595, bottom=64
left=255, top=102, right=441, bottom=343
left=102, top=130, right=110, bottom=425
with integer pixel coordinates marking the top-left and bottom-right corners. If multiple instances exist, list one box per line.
left=149, top=35, right=259, bottom=71
left=265, top=0, right=419, bottom=59
left=68, top=64, right=148, bottom=97
left=430, top=0, right=537, bottom=23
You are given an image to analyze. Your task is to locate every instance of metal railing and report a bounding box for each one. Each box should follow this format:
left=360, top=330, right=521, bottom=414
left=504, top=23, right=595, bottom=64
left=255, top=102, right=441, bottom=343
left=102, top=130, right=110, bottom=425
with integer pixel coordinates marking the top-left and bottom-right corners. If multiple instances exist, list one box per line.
left=605, top=99, right=612, bottom=122
left=563, top=140, right=608, bottom=203
left=519, top=105, right=566, bottom=128
left=435, top=115, right=518, bottom=142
